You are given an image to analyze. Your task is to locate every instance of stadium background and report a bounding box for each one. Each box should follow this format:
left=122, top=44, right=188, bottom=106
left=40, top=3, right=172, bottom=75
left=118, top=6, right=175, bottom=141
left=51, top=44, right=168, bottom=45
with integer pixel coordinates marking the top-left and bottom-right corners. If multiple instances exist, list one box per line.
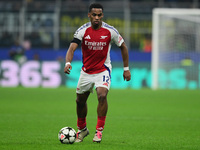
left=0, top=1, right=200, bottom=150
left=0, top=0, right=200, bottom=89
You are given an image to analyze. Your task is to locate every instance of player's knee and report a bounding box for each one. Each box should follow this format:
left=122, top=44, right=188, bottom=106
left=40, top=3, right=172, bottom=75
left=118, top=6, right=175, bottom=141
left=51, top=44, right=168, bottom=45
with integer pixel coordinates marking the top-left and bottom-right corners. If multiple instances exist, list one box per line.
left=97, top=93, right=107, bottom=103
left=76, top=98, right=86, bottom=107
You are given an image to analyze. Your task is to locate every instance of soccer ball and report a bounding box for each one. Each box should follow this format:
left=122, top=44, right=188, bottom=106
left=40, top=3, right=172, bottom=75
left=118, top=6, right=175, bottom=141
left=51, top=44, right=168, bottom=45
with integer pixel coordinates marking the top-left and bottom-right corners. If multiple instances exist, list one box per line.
left=58, top=127, right=76, bottom=144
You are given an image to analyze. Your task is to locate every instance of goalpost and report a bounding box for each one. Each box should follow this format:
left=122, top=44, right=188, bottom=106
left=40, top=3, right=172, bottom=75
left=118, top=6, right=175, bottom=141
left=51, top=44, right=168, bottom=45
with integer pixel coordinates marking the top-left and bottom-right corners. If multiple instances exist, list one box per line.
left=152, top=8, right=200, bottom=90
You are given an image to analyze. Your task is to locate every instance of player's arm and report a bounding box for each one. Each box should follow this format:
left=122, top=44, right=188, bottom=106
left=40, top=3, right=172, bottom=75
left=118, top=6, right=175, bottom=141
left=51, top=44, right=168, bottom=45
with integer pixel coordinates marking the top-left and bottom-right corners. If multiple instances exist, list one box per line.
left=64, top=42, right=79, bottom=74
left=119, top=42, right=131, bottom=81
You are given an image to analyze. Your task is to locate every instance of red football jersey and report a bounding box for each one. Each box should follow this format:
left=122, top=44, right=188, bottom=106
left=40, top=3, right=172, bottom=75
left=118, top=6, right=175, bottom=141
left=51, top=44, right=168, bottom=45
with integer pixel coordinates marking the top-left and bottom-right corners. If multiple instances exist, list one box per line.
left=74, top=22, right=124, bottom=74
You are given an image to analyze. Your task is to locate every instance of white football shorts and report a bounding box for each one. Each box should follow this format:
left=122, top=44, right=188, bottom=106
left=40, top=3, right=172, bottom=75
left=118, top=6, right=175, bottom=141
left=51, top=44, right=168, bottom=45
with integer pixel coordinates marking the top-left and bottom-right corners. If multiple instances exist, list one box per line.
left=76, top=70, right=111, bottom=94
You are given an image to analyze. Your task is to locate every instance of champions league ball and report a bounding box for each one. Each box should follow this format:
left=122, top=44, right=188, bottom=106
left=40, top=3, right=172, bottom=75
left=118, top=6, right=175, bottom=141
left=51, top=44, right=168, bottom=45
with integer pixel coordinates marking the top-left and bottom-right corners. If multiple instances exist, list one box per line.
left=58, top=127, right=76, bottom=144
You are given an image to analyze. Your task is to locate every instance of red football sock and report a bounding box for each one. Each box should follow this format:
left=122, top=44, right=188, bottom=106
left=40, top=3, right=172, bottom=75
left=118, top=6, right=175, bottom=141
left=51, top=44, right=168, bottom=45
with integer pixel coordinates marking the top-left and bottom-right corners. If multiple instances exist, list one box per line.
left=96, top=116, right=106, bottom=131
left=77, top=117, right=86, bottom=130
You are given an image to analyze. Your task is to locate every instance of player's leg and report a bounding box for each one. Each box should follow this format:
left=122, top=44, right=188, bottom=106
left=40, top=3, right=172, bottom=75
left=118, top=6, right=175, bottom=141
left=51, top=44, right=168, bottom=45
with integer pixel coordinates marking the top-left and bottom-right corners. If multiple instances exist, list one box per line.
left=76, top=92, right=90, bottom=129
left=75, top=92, right=90, bottom=142
left=75, top=71, right=94, bottom=142
left=93, top=70, right=111, bottom=143
left=96, top=87, right=108, bottom=117
left=93, top=87, right=108, bottom=143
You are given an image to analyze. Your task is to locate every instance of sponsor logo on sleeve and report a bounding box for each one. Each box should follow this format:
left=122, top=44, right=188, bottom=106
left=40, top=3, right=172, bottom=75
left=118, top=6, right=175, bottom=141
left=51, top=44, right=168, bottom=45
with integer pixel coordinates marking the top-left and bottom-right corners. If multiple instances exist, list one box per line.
left=118, top=35, right=123, bottom=44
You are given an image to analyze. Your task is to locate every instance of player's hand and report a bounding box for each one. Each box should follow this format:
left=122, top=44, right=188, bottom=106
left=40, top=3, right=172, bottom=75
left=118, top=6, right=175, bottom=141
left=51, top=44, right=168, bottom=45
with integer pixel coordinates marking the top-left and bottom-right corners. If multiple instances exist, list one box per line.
left=123, top=70, right=131, bottom=81
left=64, top=64, right=72, bottom=74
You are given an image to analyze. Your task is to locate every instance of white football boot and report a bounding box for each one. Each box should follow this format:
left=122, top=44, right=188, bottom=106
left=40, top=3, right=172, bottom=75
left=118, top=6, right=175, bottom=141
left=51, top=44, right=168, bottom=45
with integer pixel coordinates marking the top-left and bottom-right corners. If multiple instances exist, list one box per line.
left=75, top=127, right=89, bottom=142
left=93, top=131, right=102, bottom=143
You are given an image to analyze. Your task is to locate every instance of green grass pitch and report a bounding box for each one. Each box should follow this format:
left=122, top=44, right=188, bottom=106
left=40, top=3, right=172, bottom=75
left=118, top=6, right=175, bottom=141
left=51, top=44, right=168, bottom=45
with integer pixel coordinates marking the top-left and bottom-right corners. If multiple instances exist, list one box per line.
left=0, top=87, right=200, bottom=150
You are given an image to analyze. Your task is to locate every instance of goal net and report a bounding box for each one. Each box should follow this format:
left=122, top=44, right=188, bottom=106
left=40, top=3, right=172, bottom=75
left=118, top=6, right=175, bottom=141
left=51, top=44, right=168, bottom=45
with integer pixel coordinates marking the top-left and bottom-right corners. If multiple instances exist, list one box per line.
left=152, top=8, right=200, bottom=90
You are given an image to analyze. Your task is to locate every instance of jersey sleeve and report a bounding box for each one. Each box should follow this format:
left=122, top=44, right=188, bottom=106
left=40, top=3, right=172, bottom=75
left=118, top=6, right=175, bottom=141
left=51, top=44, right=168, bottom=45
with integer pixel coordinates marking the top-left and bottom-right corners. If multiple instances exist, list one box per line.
left=111, top=27, right=124, bottom=47
left=74, top=28, right=84, bottom=41
left=73, top=22, right=90, bottom=41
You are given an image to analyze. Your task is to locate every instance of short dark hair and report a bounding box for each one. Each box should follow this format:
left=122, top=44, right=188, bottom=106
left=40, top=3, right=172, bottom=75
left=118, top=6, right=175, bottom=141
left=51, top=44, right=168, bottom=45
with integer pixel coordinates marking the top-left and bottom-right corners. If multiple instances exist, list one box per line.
left=89, top=3, right=103, bottom=12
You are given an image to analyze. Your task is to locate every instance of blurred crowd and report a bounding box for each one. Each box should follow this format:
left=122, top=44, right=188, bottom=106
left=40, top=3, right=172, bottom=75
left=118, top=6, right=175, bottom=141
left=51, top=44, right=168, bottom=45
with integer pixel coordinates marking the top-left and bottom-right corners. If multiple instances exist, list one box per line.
left=0, top=0, right=199, bottom=52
